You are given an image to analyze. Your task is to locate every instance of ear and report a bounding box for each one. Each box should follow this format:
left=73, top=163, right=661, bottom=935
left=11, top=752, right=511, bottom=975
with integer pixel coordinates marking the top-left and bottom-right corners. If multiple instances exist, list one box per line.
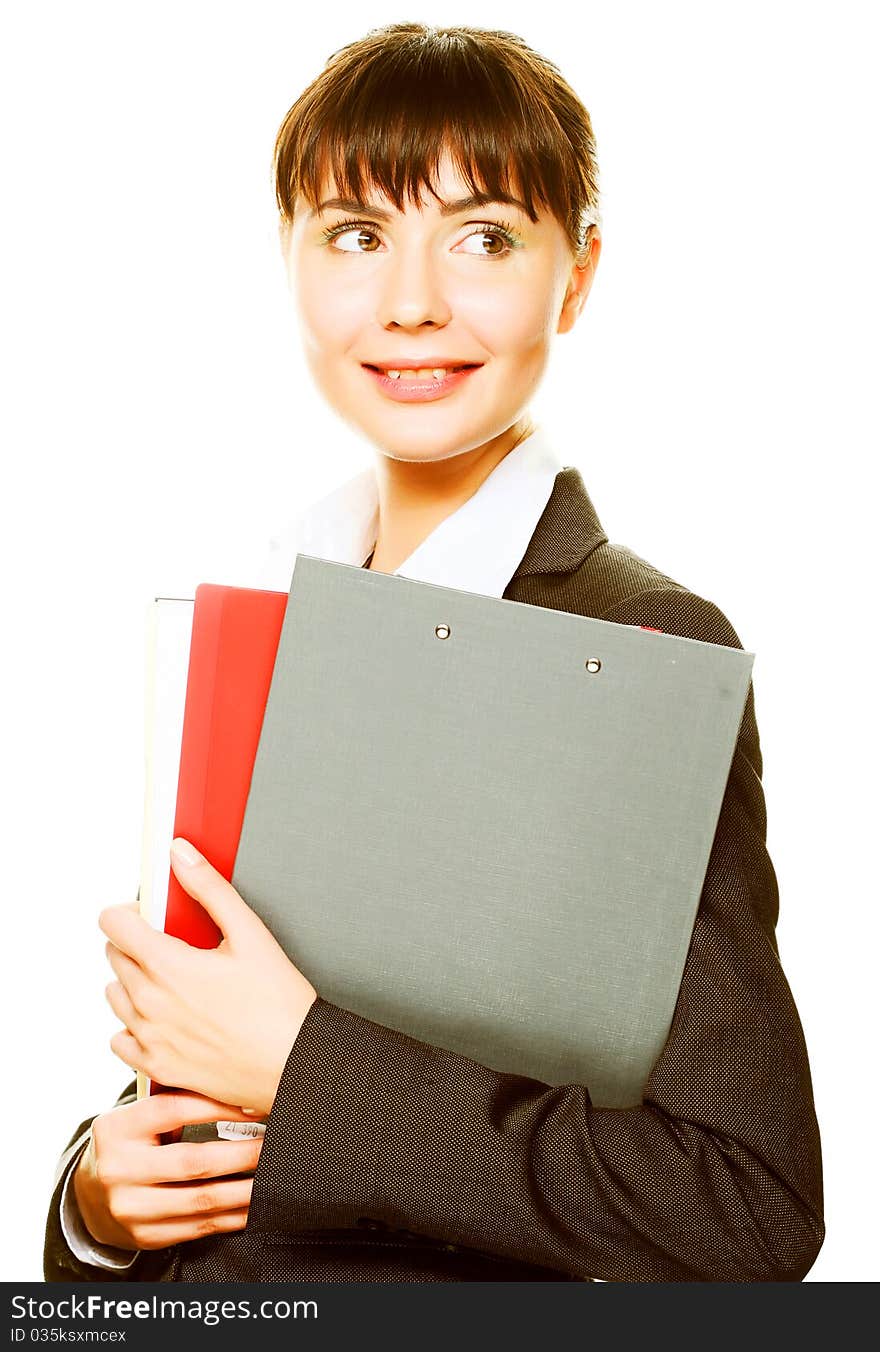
left=557, top=229, right=602, bottom=336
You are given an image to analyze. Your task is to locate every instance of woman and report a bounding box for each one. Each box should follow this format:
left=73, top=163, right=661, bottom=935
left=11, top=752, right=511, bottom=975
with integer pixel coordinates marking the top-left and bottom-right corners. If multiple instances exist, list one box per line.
left=44, top=21, right=824, bottom=1283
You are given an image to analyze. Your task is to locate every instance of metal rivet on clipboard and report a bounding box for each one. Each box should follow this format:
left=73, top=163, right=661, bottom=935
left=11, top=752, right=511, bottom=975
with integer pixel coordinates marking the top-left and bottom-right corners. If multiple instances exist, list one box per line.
left=585, top=657, right=601, bottom=673
left=434, top=623, right=451, bottom=640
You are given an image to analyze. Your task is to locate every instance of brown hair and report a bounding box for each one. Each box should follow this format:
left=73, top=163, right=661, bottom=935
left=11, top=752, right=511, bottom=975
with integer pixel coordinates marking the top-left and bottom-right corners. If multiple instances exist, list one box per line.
left=273, top=22, right=602, bottom=262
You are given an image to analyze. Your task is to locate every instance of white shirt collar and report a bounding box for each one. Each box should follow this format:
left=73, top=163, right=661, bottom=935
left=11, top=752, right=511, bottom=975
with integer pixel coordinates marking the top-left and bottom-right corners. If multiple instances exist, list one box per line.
left=255, top=423, right=563, bottom=598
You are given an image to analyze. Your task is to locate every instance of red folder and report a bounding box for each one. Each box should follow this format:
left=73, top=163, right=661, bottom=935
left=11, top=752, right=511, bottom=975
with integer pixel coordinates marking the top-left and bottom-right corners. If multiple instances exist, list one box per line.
left=162, top=583, right=289, bottom=951
left=149, top=584, right=288, bottom=1117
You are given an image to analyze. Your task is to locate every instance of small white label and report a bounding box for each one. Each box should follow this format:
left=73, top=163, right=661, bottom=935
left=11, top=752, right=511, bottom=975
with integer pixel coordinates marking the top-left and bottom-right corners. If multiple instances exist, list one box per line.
left=216, top=1120, right=267, bottom=1140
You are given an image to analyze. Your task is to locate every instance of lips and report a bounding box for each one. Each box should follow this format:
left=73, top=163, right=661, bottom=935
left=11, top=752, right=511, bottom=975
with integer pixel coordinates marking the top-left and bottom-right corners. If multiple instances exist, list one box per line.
left=362, top=363, right=482, bottom=402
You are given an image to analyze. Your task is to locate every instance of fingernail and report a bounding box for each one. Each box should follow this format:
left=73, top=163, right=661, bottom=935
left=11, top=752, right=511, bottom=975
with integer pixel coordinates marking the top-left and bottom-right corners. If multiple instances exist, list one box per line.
left=171, top=837, right=202, bottom=867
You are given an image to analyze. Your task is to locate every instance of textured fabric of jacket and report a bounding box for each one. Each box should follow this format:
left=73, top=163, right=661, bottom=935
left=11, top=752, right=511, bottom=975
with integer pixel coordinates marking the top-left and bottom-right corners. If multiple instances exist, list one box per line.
left=43, top=466, right=825, bottom=1282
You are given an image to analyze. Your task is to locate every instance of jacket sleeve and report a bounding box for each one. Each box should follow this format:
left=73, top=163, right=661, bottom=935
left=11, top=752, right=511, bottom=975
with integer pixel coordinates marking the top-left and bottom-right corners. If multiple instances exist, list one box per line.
left=43, top=1078, right=179, bottom=1283
left=245, top=588, right=825, bottom=1282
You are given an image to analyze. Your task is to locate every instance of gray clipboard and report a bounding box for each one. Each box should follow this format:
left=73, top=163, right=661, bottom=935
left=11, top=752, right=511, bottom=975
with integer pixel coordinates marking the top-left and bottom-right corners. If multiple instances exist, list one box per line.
left=231, top=553, right=754, bottom=1107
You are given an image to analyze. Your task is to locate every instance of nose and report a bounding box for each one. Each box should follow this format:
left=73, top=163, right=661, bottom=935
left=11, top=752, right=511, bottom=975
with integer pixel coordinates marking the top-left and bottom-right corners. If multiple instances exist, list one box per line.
left=375, top=241, right=452, bottom=331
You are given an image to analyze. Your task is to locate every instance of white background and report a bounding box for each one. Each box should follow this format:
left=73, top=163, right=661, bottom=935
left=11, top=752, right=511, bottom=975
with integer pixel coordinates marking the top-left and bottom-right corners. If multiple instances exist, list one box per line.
left=2, top=0, right=876, bottom=1282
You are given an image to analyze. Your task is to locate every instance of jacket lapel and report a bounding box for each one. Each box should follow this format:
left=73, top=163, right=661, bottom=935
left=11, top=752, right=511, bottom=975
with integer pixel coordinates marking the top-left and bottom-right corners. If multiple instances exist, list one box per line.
left=506, top=466, right=608, bottom=583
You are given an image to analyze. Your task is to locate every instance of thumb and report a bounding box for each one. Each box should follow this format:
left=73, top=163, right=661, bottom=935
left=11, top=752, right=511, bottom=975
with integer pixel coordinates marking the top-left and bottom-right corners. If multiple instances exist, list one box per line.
left=169, top=838, right=262, bottom=949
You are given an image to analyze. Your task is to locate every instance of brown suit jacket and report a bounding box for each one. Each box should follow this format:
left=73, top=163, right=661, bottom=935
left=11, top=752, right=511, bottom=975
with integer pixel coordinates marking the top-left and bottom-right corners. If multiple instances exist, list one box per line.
left=43, top=466, right=825, bottom=1282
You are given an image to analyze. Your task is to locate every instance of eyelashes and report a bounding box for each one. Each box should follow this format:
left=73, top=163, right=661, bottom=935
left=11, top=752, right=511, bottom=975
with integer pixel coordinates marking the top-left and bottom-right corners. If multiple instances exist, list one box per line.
left=319, top=216, right=523, bottom=256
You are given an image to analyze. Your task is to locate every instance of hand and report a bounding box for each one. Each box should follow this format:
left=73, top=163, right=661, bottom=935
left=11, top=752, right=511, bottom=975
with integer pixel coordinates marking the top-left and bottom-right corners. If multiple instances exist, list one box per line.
left=99, top=839, right=318, bottom=1116
left=74, top=1092, right=266, bottom=1251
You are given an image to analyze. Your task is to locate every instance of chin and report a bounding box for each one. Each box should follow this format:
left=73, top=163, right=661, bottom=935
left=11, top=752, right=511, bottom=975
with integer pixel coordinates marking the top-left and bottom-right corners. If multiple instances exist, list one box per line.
left=358, top=413, right=506, bottom=461
left=368, top=434, right=491, bottom=464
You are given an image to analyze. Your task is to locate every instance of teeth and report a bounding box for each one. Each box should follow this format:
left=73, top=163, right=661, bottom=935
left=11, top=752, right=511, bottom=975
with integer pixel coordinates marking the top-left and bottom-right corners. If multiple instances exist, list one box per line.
left=383, top=367, right=460, bottom=380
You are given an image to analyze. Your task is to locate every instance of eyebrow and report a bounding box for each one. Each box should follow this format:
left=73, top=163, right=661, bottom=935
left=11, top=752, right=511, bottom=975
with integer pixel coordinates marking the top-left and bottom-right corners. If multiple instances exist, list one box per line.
left=308, top=192, right=531, bottom=221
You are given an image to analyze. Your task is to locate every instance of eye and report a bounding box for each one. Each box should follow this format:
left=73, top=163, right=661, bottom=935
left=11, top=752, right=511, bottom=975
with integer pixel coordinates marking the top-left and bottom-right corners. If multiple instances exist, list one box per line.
left=321, top=218, right=382, bottom=252
left=457, top=222, right=520, bottom=258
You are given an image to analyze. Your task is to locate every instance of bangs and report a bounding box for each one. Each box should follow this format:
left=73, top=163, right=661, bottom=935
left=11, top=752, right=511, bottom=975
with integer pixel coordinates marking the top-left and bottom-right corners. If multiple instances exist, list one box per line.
left=274, top=25, right=601, bottom=251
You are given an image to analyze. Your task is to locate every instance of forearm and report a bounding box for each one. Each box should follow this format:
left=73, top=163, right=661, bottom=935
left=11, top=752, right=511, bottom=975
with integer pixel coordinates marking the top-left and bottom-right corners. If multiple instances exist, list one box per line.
left=250, top=983, right=822, bottom=1282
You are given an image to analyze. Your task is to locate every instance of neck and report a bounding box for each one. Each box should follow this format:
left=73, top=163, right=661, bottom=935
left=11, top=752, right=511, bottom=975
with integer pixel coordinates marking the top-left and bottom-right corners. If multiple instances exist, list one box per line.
left=365, top=417, right=535, bottom=573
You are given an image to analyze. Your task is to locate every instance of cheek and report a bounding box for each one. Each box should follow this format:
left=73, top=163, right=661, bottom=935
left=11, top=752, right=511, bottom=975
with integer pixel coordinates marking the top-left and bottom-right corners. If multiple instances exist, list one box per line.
left=456, top=273, right=560, bottom=359
left=291, top=264, right=364, bottom=356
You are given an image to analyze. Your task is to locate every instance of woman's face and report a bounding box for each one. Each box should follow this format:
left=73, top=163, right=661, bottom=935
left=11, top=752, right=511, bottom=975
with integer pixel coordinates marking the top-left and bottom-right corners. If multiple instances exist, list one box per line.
left=282, top=149, right=599, bottom=462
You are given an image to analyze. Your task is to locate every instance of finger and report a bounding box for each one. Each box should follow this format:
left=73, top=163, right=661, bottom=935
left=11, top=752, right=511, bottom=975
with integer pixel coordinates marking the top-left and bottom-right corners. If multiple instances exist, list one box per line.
left=104, top=945, right=154, bottom=1012
left=110, top=1027, right=147, bottom=1074
left=99, top=903, right=177, bottom=974
left=169, top=838, right=266, bottom=950
left=130, top=1208, right=251, bottom=1249
left=139, top=1137, right=264, bottom=1185
left=118, top=1091, right=269, bottom=1141
left=105, top=979, right=143, bottom=1033
left=122, top=1174, right=255, bottom=1222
